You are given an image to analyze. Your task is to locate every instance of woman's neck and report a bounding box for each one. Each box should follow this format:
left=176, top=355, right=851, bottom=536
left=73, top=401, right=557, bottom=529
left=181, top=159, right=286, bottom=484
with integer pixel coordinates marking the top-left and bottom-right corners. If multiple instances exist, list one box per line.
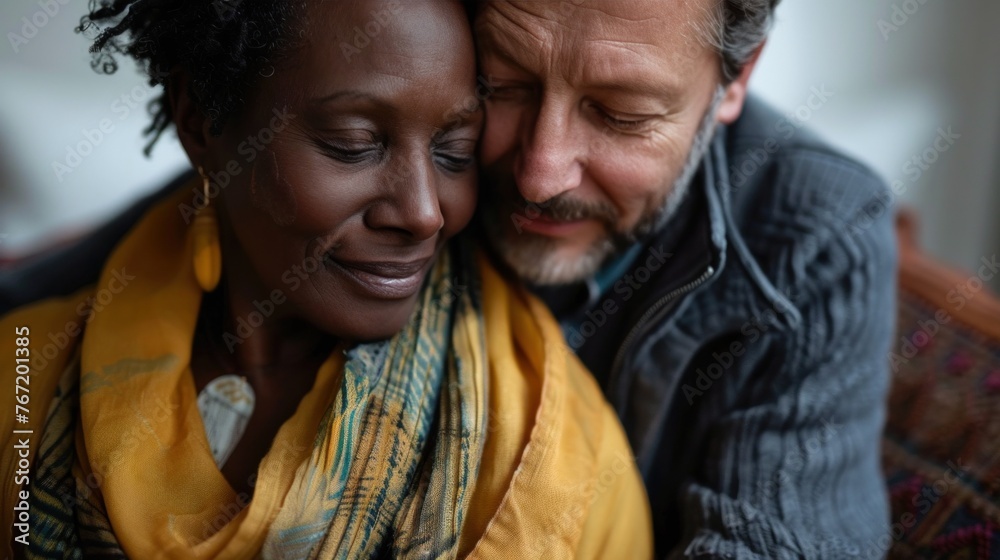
left=199, top=282, right=332, bottom=381
left=206, top=211, right=335, bottom=379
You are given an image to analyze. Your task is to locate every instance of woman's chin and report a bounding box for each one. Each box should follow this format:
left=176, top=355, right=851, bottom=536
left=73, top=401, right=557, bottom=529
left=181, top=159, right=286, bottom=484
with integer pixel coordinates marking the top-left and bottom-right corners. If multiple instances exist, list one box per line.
left=308, top=299, right=420, bottom=344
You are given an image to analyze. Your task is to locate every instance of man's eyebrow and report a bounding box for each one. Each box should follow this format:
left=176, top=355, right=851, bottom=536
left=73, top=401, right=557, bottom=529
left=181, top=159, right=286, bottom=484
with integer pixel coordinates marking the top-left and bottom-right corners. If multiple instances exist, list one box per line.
left=476, top=26, right=537, bottom=76
left=478, top=28, right=675, bottom=104
left=586, top=80, right=678, bottom=105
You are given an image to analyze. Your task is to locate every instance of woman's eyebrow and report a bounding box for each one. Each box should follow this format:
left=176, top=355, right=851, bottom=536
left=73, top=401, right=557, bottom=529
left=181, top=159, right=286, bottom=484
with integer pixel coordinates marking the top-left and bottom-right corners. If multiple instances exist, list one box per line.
left=437, top=108, right=485, bottom=136
left=310, top=89, right=391, bottom=109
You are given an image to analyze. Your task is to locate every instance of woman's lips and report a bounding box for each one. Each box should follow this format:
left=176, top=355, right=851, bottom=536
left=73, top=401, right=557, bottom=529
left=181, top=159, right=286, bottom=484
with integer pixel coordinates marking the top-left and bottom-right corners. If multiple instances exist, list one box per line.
left=327, top=256, right=433, bottom=300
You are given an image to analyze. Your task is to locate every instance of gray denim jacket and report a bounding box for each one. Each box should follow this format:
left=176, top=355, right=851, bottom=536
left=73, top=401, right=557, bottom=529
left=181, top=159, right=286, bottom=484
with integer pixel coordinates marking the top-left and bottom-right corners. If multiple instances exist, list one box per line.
left=537, top=96, right=897, bottom=559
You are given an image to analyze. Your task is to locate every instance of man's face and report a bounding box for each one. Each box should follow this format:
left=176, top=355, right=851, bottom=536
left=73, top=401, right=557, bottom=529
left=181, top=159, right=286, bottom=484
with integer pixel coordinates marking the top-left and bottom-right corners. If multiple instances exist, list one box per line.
left=476, top=0, right=731, bottom=285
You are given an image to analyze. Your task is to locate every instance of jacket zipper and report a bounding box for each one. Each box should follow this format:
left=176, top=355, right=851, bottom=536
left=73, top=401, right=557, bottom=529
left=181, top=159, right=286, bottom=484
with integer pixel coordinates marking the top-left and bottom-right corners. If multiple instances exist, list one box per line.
left=609, top=264, right=717, bottom=382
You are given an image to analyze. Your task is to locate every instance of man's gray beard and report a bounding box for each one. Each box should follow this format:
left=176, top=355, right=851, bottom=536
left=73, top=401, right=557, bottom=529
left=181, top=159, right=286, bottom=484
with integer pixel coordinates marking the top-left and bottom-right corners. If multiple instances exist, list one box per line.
left=487, top=86, right=725, bottom=286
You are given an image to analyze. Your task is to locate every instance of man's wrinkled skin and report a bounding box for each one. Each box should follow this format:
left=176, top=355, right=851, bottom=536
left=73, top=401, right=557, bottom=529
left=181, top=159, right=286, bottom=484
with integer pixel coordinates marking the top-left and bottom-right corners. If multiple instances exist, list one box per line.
left=477, top=0, right=758, bottom=284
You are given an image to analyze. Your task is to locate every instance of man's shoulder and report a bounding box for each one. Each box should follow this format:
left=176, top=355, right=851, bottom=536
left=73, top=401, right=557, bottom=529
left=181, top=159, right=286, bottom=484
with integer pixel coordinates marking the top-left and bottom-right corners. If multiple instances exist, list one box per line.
left=727, top=94, right=889, bottom=206
left=723, top=95, right=894, bottom=273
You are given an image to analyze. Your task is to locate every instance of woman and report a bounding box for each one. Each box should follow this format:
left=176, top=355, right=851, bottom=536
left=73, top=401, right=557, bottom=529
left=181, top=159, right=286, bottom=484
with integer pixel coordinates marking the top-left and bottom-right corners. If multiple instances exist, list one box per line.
left=1, top=0, right=651, bottom=558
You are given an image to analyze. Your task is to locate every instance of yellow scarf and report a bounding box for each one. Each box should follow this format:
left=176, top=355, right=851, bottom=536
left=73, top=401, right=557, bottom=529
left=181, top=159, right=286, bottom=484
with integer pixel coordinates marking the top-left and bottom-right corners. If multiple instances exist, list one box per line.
left=1, top=185, right=653, bottom=559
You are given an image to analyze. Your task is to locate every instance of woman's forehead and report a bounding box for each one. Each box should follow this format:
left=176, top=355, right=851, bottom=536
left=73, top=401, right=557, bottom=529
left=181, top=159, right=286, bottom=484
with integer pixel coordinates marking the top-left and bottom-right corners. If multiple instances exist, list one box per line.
left=262, top=0, right=476, bottom=110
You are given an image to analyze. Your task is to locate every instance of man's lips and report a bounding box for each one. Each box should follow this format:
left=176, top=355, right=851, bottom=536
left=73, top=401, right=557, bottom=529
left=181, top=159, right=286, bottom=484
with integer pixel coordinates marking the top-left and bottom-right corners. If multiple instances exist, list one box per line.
left=517, top=214, right=596, bottom=237
left=327, top=256, right=434, bottom=300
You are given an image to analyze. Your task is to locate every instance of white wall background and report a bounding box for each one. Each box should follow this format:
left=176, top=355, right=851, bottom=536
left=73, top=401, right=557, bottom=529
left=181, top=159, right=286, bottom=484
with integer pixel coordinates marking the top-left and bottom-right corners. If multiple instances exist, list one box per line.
left=751, top=0, right=1000, bottom=289
left=1, top=1, right=998, bottom=290
left=0, top=0, right=188, bottom=256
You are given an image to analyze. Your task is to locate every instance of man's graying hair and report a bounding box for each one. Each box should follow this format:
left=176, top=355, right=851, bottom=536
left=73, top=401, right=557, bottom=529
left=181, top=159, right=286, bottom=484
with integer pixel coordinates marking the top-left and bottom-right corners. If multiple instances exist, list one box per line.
left=699, top=0, right=782, bottom=83
left=470, top=0, right=780, bottom=84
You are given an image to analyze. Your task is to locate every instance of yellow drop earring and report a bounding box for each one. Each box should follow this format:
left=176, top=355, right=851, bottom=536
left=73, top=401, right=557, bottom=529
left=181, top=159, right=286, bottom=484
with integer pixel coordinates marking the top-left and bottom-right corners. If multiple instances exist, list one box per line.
left=192, top=166, right=222, bottom=292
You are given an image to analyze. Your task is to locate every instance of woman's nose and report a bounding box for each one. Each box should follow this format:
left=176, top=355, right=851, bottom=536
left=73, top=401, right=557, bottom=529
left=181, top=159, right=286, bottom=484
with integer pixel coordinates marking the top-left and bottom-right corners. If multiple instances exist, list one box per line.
left=364, top=155, right=444, bottom=242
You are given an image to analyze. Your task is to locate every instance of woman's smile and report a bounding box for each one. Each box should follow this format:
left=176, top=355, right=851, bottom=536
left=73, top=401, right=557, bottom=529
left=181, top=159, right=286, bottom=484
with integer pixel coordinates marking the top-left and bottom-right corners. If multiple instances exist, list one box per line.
left=326, top=253, right=436, bottom=300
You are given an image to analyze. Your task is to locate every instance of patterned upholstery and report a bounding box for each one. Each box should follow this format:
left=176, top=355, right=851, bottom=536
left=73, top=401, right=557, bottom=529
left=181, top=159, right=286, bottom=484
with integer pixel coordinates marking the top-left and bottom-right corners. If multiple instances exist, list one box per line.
left=883, top=210, right=1000, bottom=559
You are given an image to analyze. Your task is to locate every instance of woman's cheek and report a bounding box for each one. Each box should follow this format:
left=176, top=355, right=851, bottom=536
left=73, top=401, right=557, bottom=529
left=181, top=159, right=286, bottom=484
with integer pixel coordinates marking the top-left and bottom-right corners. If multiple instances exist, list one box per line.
left=442, top=175, right=478, bottom=238
left=248, top=148, right=300, bottom=227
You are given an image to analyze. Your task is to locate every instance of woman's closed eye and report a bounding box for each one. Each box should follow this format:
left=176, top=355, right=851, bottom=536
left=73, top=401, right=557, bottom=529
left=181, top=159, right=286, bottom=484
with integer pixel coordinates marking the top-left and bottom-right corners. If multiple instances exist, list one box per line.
left=432, top=139, right=476, bottom=173
left=314, top=131, right=385, bottom=165
left=319, top=140, right=384, bottom=164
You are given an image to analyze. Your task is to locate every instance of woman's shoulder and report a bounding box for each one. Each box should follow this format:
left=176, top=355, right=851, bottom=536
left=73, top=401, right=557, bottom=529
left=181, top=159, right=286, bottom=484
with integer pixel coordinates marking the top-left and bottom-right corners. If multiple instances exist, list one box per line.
left=0, top=289, right=89, bottom=549
left=1, top=288, right=91, bottom=362
left=1, top=287, right=90, bottom=408
left=0, top=173, right=192, bottom=316
left=474, top=249, right=652, bottom=557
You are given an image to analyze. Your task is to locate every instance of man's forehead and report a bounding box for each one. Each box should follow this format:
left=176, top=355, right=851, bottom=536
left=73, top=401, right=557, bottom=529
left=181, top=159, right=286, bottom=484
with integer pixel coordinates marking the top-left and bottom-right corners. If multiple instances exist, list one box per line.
left=477, top=0, right=719, bottom=91
left=478, top=0, right=717, bottom=40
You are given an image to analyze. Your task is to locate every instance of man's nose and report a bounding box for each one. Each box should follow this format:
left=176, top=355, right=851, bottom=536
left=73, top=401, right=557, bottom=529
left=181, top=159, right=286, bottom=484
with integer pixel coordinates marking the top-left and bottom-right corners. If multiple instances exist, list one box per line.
left=366, top=157, right=444, bottom=242
left=514, top=98, right=584, bottom=203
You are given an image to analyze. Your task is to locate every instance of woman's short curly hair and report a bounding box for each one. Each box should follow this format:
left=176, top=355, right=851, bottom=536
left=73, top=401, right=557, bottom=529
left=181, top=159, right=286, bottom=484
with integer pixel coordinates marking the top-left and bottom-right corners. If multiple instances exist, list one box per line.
left=78, top=0, right=305, bottom=153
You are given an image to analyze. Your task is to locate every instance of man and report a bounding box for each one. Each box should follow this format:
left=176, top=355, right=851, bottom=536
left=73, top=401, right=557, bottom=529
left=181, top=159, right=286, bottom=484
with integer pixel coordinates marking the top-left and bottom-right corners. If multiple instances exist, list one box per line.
left=2, top=0, right=896, bottom=557
left=473, top=0, right=895, bottom=558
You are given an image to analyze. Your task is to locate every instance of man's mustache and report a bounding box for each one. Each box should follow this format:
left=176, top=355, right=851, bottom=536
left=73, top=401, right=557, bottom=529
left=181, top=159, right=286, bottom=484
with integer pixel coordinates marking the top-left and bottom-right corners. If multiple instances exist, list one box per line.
left=487, top=177, right=619, bottom=229
left=535, top=194, right=618, bottom=225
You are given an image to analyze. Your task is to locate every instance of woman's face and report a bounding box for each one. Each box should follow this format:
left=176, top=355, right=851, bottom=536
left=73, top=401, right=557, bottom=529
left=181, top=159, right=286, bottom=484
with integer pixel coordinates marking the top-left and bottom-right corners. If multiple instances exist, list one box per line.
left=202, top=0, right=481, bottom=341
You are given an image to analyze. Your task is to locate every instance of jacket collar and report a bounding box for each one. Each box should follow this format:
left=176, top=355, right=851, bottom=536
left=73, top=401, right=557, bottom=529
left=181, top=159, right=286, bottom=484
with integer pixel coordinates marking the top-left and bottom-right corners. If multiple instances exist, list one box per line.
left=643, top=127, right=801, bottom=330
left=530, top=117, right=802, bottom=333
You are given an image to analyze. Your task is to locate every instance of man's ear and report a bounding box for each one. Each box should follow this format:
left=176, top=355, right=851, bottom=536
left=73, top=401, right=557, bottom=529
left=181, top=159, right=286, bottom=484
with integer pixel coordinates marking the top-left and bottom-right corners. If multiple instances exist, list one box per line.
left=169, top=71, right=212, bottom=167
left=715, top=40, right=766, bottom=125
